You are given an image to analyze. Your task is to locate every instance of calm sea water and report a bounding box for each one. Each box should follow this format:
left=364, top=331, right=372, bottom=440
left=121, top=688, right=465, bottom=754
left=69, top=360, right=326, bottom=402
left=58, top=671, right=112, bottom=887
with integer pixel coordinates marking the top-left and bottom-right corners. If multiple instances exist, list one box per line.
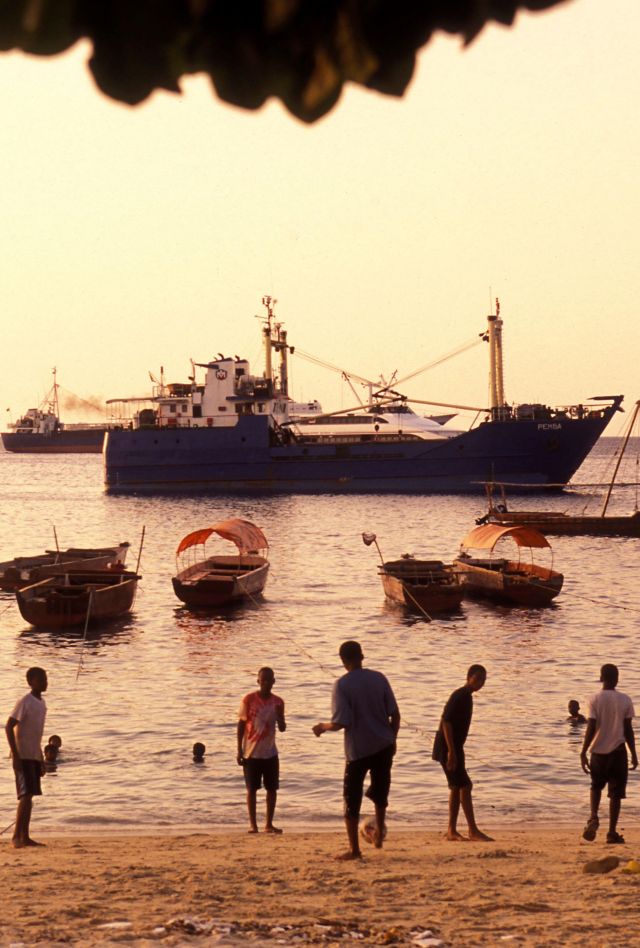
left=1, top=439, right=640, bottom=834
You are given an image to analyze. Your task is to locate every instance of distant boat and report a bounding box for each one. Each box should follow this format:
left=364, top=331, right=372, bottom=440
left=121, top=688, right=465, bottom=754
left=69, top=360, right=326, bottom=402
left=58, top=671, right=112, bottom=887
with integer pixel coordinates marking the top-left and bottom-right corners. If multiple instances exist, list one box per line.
left=1, top=368, right=107, bottom=454
left=0, top=542, right=130, bottom=592
left=454, top=524, right=564, bottom=607
left=172, top=519, right=269, bottom=608
left=479, top=400, right=640, bottom=536
left=16, top=568, right=140, bottom=629
left=363, top=533, right=464, bottom=617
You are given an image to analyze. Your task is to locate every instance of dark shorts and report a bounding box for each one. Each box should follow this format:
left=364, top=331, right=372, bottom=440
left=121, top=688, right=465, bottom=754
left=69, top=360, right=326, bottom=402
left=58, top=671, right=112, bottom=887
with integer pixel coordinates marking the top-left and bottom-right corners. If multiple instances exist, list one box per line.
left=243, top=756, right=279, bottom=792
left=590, top=744, right=628, bottom=799
left=15, top=759, right=43, bottom=799
left=441, top=747, right=472, bottom=790
left=343, top=744, right=395, bottom=820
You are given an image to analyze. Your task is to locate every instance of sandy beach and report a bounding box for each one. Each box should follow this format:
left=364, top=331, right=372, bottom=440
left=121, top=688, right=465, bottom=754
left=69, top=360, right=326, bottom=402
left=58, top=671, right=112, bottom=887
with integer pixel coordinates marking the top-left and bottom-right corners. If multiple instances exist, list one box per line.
left=1, top=826, right=639, bottom=946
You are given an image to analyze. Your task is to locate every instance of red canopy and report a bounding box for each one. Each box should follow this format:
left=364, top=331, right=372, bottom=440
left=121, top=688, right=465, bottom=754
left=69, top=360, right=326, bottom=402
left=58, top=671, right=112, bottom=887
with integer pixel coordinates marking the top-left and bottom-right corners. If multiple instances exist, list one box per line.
left=460, top=523, right=551, bottom=551
left=176, top=519, right=268, bottom=556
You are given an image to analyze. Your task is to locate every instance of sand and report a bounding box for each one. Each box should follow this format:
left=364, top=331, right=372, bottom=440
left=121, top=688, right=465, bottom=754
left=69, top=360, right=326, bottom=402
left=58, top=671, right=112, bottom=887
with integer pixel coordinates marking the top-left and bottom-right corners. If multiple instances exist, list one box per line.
left=1, top=826, right=639, bottom=946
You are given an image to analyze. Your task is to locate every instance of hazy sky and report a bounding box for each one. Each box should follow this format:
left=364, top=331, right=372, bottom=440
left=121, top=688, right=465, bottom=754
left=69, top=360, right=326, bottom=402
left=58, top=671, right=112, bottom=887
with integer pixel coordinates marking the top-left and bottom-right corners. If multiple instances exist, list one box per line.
left=1, top=0, right=638, bottom=433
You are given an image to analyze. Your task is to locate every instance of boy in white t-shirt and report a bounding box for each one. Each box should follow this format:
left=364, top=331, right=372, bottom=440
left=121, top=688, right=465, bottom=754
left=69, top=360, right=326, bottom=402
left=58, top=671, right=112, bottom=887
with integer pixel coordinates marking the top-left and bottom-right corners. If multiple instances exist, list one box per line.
left=5, top=667, right=48, bottom=848
left=580, top=663, right=637, bottom=844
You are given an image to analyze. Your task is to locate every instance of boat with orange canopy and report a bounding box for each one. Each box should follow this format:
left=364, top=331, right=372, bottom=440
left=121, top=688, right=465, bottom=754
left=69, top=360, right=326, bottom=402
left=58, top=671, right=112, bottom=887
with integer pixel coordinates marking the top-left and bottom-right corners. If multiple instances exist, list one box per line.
left=172, top=519, right=270, bottom=607
left=454, top=523, right=563, bottom=607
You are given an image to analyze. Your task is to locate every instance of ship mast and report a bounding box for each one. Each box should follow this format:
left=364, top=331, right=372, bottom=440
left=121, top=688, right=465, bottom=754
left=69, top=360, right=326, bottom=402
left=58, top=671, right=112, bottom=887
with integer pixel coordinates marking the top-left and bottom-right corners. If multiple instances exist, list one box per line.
left=51, top=366, right=60, bottom=418
left=261, top=295, right=294, bottom=397
left=487, top=299, right=507, bottom=419
left=262, top=295, right=274, bottom=384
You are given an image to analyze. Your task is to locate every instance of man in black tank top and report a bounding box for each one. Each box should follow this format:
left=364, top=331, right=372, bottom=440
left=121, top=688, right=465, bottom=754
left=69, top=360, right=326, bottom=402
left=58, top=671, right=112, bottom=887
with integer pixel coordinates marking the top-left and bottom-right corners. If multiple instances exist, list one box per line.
left=432, top=664, right=493, bottom=842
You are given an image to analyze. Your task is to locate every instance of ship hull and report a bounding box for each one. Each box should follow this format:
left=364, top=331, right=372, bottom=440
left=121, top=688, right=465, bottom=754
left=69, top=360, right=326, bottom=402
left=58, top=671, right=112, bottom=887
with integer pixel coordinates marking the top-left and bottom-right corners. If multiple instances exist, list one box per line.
left=1, top=430, right=106, bottom=454
left=103, top=408, right=617, bottom=494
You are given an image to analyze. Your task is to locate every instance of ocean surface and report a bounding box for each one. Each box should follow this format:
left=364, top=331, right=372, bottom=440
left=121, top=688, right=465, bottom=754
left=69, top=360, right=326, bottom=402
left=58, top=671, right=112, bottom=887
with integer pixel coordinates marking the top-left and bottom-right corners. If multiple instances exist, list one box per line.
left=1, top=438, right=640, bottom=835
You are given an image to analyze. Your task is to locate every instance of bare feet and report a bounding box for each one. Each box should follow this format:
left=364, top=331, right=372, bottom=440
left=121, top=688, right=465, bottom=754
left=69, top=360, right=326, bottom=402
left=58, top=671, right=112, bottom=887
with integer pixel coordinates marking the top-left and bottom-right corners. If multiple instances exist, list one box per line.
left=373, top=825, right=385, bottom=849
left=247, top=827, right=259, bottom=834
left=264, top=826, right=283, bottom=834
left=25, top=838, right=45, bottom=847
left=469, top=830, right=494, bottom=842
left=334, top=850, right=362, bottom=861
left=444, top=830, right=468, bottom=841
left=11, top=838, right=25, bottom=849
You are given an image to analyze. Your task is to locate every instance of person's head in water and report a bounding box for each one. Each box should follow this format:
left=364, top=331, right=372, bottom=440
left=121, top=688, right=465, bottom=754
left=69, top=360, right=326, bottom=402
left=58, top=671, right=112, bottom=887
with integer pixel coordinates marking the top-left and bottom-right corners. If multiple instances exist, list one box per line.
left=44, top=743, right=58, bottom=763
left=467, top=664, right=487, bottom=692
left=568, top=700, right=581, bottom=717
left=257, top=667, right=275, bottom=697
left=48, top=734, right=62, bottom=750
left=192, top=742, right=205, bottom=762
left=26, top=667, right=47, bottom=695
left=600, top=663, right=619, bottom=688
left=339, top=641, right=364, bottom=670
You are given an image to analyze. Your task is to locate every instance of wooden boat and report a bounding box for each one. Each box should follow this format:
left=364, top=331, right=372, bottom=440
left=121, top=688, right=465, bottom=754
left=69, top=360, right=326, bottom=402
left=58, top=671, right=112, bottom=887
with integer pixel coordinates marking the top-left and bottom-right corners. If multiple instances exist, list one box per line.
left=379, top=558, right=464, bottom=614
left=15, top=569, right=140, bottom=629
left=362, top=532, right=463, bottom=616
left=454, top=524, right=564, bottom=607
left=478, top=401, right=640, bottom=537
left=0, top=542, right=130, bottom=592
left=172, top=519, right=269, bottom=607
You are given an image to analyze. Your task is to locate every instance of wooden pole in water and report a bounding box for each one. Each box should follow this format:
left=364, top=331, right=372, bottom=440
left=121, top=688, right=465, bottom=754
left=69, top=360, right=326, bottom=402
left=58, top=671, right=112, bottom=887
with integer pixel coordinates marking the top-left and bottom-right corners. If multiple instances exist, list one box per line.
left=75, top=589, right=93, bottom=682
left=52, top=525, right=60, bottom=558
left=135, top=525, right=146, bottom=574
left=602, top=401, right=640, bottom=517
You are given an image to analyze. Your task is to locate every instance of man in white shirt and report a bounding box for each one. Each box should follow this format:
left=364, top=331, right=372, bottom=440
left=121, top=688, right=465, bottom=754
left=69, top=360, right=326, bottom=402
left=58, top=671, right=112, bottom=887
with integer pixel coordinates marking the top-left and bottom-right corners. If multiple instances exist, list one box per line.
left=5, top=667, right=48, bottom=849
left=580, top=663, right=637, bottom=844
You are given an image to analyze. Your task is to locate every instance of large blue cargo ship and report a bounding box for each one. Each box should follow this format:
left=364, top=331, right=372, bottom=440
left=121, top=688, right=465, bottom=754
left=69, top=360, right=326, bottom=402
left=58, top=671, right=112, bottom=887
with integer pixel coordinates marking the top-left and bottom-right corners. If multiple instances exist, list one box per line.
left=104, top=299, right=622, bottom=494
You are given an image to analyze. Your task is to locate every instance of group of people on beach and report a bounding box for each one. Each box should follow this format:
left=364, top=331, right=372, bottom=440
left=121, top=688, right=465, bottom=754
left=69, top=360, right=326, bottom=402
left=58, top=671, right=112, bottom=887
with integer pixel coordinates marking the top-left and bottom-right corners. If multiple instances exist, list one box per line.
left=5, top=650, right=638, bottom=855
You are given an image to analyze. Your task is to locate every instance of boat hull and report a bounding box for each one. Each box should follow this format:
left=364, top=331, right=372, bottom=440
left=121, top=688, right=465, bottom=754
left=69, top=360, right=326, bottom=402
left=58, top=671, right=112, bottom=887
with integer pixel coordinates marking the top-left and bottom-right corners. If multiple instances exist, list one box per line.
left=454, top=558, right=563, bottom=607
left=103, top=407, right=618, bottom=494
left=15, top=571, right=139, bottom=629
left=487, top=511, right=640, bottom=537
left=380, top=560, right=464, bottom=613
left=1, top=429, right=106, bottom=454
left=0, top=544, right=130, bottom=592
left=381, top=572, right=464, bottom=613
left=172, top=559, right=269, bottom=607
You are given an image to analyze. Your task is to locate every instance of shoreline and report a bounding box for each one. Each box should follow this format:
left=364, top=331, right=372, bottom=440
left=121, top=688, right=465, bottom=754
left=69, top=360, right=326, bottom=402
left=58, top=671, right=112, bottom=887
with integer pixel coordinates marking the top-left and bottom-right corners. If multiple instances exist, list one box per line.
left=2, top=826, right=639, bottom=946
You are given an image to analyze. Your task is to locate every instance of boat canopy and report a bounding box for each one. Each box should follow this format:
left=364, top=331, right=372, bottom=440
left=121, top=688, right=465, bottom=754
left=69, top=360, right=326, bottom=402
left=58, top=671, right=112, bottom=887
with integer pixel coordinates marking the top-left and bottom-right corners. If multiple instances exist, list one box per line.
left=460, top=523, right=550, bottom=551
left=176, top=519, right=268, bottom=556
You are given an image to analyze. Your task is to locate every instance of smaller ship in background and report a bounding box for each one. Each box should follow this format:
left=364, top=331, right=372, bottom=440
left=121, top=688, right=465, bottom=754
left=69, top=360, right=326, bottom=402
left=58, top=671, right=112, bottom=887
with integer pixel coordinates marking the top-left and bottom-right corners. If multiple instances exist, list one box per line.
left=1, top=368, right=107, bottom=454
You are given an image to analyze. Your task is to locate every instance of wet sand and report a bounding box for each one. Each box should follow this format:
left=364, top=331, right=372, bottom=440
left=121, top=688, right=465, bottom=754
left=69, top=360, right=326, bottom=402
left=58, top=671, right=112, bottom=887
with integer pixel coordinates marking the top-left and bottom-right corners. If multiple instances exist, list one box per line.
left=1, top=827, right=639, bottom=945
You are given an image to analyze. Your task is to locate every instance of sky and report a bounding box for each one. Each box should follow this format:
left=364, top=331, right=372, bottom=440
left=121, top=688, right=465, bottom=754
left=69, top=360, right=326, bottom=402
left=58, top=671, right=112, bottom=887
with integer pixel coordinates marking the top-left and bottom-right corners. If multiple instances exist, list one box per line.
left=1, top=0, right=638, bottom=433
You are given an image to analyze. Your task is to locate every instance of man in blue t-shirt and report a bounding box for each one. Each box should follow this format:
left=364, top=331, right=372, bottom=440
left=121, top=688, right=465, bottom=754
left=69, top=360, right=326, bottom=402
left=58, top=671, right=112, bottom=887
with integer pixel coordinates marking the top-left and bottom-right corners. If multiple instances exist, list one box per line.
left=432, top=664, right=493, bottom=842
left=313, top=640, right=400, bottom=860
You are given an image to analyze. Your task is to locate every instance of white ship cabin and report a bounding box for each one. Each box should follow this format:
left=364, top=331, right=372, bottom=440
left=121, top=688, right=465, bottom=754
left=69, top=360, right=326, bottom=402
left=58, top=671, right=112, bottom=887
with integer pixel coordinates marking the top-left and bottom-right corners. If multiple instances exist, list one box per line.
left=124, top=356, right=292, bottom=430
left=11, top=408, right=59, bottom=435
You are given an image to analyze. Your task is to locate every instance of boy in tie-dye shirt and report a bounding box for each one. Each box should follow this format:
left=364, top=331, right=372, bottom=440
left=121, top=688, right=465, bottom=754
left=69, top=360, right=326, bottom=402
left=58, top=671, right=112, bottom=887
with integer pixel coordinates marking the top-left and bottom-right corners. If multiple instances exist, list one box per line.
left=237, top=667, right=286, bottom=833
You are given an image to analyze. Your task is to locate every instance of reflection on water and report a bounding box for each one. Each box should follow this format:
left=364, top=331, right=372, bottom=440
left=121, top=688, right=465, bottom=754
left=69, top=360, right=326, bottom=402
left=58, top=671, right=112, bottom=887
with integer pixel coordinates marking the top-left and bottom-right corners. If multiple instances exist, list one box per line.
left=0, top=442, right=639, bottom=831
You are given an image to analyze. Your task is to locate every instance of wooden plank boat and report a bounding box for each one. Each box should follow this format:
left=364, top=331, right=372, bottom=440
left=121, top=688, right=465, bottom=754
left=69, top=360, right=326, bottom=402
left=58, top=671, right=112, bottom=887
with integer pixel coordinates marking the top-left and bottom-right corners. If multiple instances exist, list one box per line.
left=379, top=558, right=464, bottom=613
left=478, top=400, right=640, bottom=537
left=0, top=542, right=130, bottom=592
left=15, top=569, right=140, bottom=629
left=172, top=519, right=269, bottom=608
left=362, top=533, right=463, bottom=617
left=454, top=524, right=564, bottom=607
